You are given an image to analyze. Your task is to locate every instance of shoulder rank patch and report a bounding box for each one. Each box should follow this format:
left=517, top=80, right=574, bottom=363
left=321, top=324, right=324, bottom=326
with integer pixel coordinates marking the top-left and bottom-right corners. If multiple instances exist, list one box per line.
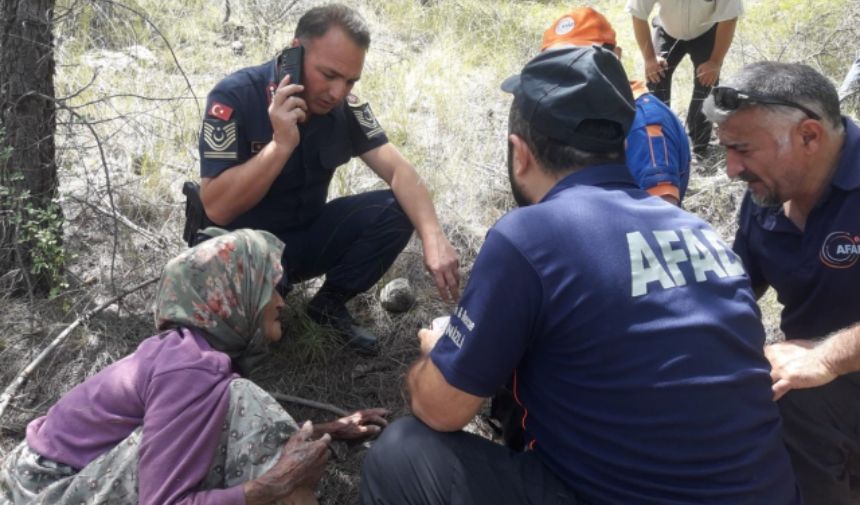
left=346, top=94, right=384, bottom=139
left=208, top=101, right=234, bottom=121
left=202, top=119, right=238, bottom=160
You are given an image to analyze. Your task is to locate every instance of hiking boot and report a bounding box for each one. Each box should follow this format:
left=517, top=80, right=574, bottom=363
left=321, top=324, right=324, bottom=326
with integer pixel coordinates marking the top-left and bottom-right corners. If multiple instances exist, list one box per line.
left=307, top=295, right=379, bottom=356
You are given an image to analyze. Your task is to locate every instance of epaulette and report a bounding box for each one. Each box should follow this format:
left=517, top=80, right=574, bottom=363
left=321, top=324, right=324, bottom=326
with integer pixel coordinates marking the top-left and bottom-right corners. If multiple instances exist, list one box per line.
left=346, top=94, right=384, bottom=139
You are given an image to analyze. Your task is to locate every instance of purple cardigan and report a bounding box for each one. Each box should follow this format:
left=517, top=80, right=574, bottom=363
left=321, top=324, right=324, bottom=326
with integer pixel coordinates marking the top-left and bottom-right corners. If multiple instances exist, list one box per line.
left=26, top=327, right=245, bottom=505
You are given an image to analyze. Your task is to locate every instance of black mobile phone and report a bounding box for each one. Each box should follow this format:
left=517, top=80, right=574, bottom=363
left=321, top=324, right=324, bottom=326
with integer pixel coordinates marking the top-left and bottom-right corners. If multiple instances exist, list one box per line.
left=276, top=45, right=304, bottom=86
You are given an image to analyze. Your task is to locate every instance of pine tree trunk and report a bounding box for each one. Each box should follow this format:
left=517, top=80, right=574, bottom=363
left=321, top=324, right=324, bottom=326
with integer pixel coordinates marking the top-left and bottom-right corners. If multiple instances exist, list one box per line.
left=0, top=0, right=60, bottom=295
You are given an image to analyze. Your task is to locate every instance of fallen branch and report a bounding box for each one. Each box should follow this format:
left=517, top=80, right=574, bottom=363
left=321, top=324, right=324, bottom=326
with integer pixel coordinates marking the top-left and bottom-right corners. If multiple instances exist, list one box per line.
left=271, top=392, right=349, bottom=418
left=0, top=276, right=160, bottom=422
left=66, top=195, right=169, bottom=249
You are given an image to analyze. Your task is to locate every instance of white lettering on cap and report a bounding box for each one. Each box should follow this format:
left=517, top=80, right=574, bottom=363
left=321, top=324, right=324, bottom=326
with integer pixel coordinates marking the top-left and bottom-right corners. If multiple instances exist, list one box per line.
left=555, top=16, right=575, bottom=35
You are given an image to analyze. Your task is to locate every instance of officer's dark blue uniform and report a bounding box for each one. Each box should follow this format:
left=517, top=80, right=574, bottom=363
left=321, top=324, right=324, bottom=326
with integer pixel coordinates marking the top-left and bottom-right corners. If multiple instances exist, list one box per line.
left=199, top=59, right=413, bottom=297
left=733, top=118, right=860, bottom=504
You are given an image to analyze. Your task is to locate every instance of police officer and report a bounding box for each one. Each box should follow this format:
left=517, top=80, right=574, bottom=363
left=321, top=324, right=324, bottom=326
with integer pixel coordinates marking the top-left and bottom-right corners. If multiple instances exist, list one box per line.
left=198, top=4, right=459, bottom=354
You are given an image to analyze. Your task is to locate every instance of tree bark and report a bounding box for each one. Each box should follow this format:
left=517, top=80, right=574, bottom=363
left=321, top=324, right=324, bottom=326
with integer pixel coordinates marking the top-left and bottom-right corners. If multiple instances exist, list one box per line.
left=0, top=0, right=59, bottom=295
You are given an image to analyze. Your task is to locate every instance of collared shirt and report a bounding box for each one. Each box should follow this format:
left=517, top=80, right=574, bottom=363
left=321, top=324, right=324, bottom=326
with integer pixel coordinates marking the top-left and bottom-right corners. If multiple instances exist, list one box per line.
left=431, top=164, right=799, bottom=504
left=733, top=118, right=860, bottom=340
left=626, top=0, right=745, bottom=40
left=199, top=59, right=388, bottom=232
left=626, top=80, right=691, bottom=201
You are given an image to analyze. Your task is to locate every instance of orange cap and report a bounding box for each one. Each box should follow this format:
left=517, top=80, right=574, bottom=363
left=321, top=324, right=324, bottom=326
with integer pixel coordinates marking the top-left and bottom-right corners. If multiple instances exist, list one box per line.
left=540, top=7, right=616, bottom=51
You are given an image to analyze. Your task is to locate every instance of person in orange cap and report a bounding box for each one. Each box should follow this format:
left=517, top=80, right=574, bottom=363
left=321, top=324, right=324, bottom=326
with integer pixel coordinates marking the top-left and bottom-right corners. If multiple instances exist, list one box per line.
left=542, top=6, right=690, bottom=206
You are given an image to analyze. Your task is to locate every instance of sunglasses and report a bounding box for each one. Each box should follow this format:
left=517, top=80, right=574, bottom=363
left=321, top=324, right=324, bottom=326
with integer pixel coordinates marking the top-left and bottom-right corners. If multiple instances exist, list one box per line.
left=711, top=86, right=821, bottom=121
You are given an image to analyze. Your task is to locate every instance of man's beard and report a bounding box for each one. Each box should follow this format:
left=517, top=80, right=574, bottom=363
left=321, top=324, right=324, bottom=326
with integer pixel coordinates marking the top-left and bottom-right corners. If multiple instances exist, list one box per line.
left=749, top=190, right=781, bottom=208
left=508, top=140, right=531, bottom=207
left=737, top=171, right=781, bottom=208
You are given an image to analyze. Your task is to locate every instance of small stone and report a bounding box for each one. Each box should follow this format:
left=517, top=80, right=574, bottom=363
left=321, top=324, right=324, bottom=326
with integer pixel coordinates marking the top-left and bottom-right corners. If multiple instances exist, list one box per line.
left=231, top=40, right=245, bottom=56
left=380, top=278, right=415, bottom=313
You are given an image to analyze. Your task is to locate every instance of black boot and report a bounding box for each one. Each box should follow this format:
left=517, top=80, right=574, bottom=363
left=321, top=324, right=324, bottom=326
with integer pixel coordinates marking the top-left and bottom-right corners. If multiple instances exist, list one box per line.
left=307, top=285, right=379, bottom=356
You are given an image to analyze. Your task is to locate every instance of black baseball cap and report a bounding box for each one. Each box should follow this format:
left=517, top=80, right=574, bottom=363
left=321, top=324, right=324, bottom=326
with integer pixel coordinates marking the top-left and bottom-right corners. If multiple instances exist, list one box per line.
left=501, top=45, right=635, bottom=152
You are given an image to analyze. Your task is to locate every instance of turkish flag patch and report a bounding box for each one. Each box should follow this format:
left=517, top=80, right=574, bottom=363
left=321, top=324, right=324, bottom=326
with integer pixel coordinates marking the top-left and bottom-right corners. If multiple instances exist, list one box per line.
left=208, top=101, right=233, bottom=121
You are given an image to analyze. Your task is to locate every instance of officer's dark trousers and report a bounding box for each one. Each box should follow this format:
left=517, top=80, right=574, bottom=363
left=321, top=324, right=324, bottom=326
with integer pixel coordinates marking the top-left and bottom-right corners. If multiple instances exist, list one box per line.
left=277, top=190, right=413, bottom=295
left=648, top=22, right=717, bottom=155
left=778, top=374, right=860, bottom=505
left=360, top=417, right=578, bottom=505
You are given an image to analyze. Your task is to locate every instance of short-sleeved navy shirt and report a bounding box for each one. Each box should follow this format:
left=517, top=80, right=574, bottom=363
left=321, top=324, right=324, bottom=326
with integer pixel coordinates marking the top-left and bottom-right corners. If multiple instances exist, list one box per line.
left=431, top=164, right=799, bottom=504
left=733, top=118, right=860, bottom=340
left=198, top=59, right=388, bottom=232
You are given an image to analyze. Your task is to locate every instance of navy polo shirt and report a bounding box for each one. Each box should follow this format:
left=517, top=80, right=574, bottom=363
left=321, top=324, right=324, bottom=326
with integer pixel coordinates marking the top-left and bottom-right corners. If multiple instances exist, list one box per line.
left=733, top=118, right=860, bottom=340
left=431, top=164, right=799, bottom=504
left=198, top=59, right=388, bottom=232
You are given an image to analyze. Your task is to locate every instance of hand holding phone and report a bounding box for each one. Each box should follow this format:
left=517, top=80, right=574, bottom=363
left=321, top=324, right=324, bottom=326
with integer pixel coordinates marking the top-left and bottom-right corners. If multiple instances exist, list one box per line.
left=269, top=45, right=307, bottom=149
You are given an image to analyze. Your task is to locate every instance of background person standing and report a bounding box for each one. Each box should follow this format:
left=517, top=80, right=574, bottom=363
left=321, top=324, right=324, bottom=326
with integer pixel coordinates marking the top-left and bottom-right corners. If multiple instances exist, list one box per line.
left=627, top=0, right=743, bottom=159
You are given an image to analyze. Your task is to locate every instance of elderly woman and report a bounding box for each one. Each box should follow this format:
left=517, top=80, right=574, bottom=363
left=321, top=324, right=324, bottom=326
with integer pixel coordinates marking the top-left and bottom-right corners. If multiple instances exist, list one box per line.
left=0, top=228, right=387, bottom=505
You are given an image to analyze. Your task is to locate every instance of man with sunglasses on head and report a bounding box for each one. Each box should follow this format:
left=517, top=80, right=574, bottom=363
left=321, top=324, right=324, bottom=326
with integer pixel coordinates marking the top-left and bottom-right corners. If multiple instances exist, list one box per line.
left=704, top=61, right=860, bottom=505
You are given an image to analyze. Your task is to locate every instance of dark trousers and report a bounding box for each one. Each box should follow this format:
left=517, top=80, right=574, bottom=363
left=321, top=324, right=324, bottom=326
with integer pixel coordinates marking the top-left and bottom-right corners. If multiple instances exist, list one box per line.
left=648, top=22, right=718, bottom=154
left=276, top=190, right=413, bottom=295
left=360, top=417, right=578, bottom=505
left=778, top=374, right=860, bottom=505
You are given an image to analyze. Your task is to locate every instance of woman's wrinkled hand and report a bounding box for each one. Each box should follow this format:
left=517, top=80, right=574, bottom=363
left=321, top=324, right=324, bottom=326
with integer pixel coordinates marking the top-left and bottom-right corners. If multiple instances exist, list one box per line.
left=244, top=421, right=330, bottom=505
left=318, top=408, right=390, bottom=441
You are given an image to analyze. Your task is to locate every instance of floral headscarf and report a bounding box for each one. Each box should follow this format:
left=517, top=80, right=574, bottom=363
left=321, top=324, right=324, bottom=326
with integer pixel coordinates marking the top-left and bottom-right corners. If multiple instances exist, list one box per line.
left=154, top=227, right=285, bottom=375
